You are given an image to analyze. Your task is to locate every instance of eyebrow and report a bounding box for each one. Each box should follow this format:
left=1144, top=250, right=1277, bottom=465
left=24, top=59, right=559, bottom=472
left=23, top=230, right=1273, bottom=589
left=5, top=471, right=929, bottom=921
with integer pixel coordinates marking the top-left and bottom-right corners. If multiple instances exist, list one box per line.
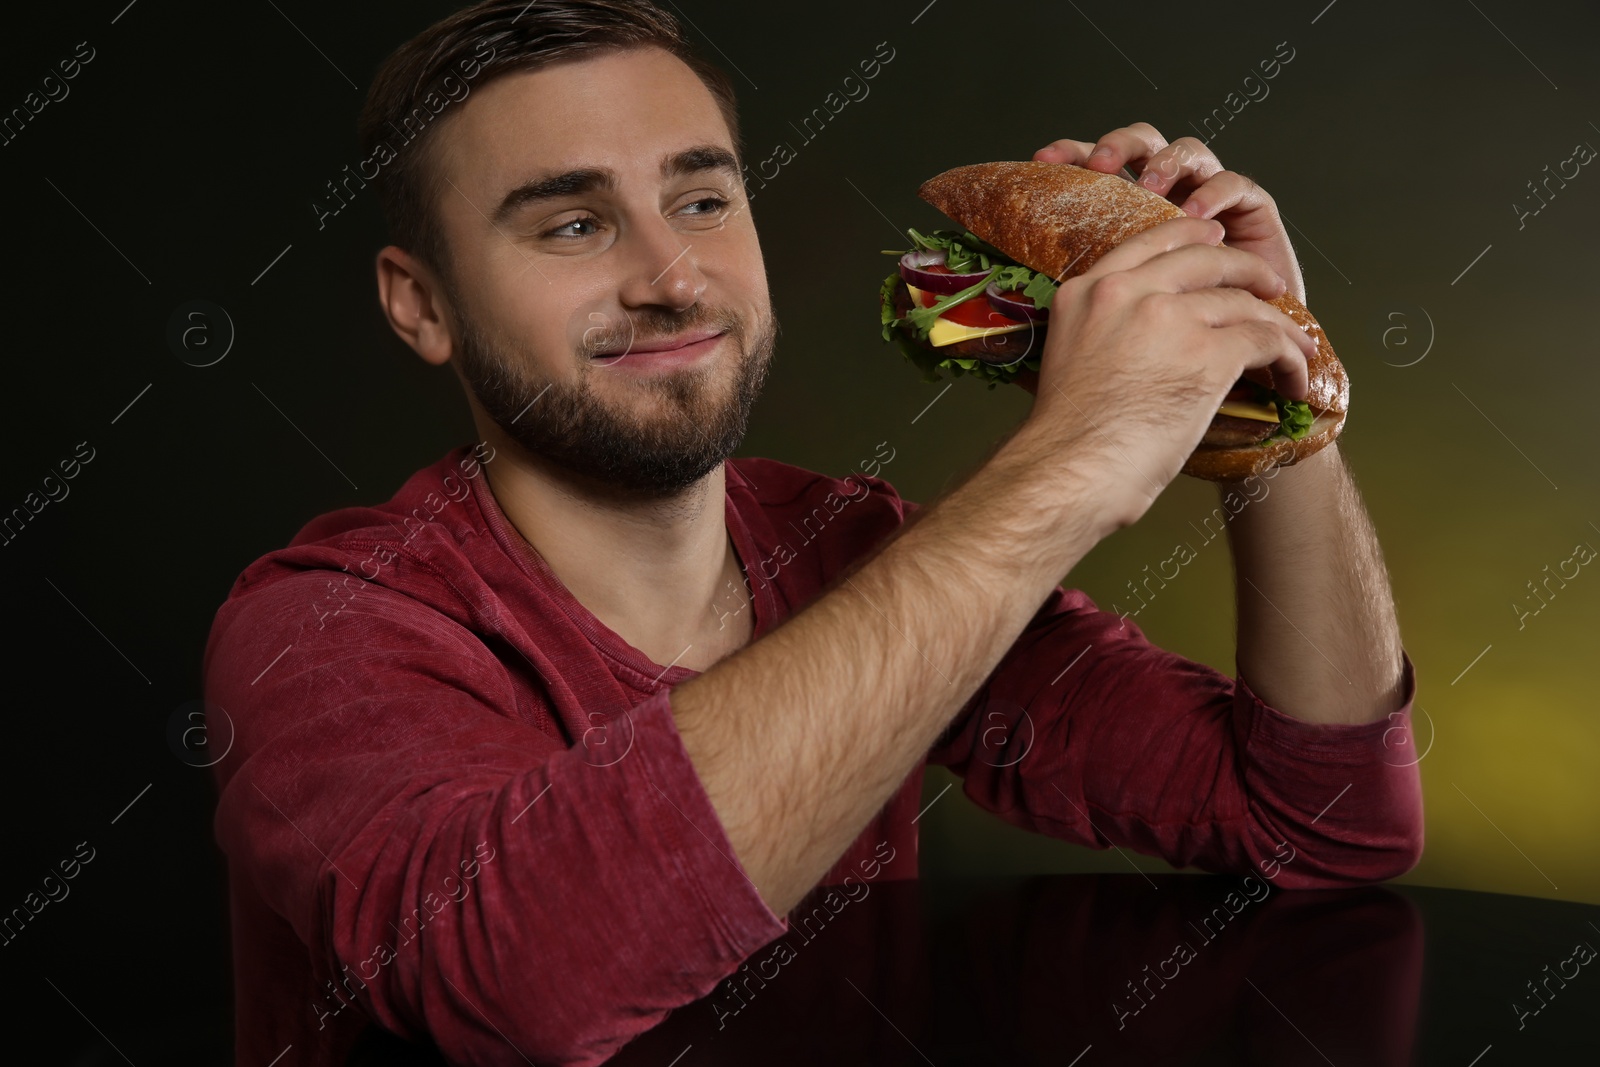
left=490, top=144, right=741, bottom=227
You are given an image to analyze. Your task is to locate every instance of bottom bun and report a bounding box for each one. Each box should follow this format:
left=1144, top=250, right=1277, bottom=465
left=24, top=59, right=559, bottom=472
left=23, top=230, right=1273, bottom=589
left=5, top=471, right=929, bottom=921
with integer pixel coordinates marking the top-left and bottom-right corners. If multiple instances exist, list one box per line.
left=1181, top=408, right=1345, bottom=482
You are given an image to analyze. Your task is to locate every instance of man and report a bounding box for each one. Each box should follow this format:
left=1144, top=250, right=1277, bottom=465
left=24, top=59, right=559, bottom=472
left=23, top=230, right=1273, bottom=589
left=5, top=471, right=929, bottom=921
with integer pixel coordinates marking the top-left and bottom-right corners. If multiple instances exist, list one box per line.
left=202, top=1, right=1424, bottom=1064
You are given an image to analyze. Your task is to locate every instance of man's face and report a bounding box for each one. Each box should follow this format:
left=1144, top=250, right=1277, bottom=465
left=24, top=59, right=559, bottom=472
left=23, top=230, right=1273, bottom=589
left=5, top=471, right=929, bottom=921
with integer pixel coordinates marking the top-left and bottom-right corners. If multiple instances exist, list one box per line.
left=430, top=46, right=776, bottom=498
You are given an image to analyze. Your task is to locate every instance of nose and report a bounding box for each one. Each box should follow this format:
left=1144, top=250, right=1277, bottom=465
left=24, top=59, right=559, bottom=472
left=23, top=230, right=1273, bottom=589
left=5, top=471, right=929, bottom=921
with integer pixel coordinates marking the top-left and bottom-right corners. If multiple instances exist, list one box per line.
left=617, top=214, right=707, bottom=312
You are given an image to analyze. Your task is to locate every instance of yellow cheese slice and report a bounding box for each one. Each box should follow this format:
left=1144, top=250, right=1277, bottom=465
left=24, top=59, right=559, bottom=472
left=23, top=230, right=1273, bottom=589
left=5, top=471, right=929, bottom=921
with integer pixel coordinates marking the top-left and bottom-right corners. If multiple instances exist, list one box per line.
left=1216, top=398, right=1280, bottom=422
left=906, top=283, right=1031, bottom=348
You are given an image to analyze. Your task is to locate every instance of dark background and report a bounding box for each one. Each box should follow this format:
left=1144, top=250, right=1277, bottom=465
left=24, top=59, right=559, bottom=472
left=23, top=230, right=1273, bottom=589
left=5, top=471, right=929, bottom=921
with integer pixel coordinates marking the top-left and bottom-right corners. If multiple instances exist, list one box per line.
left=2, top=0, right=1597, bottom=1061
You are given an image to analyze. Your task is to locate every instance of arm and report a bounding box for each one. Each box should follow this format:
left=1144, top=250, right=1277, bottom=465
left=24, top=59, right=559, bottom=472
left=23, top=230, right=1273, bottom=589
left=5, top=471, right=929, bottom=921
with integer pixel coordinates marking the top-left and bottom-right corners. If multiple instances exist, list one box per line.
left=672, top=424, right=1117, bottom=915
left=206, top=581, right=791, bottom=1065
left=1033, top=124, right=1412, bottom=726
left=911, top=118, right=1420, bottom=875
left=1222, top=442, right=1408, bottom=725
left=926, top=577, right=1425, bottom=887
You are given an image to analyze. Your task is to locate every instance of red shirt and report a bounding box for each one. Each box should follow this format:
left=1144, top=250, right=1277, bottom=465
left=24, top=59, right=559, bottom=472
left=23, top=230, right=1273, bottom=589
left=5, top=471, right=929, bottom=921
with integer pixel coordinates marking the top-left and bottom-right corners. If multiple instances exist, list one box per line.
left=203, top=442, right=1423, bottom=1066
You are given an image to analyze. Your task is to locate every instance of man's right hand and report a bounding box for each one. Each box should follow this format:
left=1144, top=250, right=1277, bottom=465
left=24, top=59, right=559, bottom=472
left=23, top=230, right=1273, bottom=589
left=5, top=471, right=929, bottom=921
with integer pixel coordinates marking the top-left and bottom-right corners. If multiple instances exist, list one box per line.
left=1014, top=215, right=1315, bottom=533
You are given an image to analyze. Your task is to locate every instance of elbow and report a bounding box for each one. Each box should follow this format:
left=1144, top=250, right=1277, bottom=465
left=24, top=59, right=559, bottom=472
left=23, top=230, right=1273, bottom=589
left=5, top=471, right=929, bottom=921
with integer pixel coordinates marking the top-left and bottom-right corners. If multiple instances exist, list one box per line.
left=1346, top=828, right=1424, bottom=886
left=1364, top=770, right=1428, bottom=882
left=1378, top=822, right=1426, bottom=882
left=1271, top=751, right=1427, bottom=890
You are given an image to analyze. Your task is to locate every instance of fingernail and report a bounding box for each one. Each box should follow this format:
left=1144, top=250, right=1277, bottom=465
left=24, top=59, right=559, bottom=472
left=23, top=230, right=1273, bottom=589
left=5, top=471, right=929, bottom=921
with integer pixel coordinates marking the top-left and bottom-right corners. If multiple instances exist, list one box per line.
left=1089, top=145, right=1113, bottom=159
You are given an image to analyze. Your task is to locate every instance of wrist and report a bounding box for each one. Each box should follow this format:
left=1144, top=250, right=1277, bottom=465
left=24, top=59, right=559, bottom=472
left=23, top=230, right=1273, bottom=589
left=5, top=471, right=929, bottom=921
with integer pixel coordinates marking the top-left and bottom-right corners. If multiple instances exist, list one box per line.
left=1218, top=441, right=1340, bottom=510
left=993, top=422, right=1127, bottom=544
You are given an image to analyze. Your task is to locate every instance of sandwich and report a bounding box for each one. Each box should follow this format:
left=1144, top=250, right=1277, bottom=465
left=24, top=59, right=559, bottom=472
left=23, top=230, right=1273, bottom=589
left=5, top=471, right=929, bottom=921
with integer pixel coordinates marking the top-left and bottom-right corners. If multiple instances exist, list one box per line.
left=877, top=160, right=1348, bottom=481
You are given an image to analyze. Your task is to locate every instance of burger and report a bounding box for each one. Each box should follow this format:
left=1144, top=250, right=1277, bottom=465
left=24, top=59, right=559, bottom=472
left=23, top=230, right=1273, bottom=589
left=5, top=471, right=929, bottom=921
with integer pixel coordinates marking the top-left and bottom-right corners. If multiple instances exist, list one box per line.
left=877, top=160, right=1348, bottom=481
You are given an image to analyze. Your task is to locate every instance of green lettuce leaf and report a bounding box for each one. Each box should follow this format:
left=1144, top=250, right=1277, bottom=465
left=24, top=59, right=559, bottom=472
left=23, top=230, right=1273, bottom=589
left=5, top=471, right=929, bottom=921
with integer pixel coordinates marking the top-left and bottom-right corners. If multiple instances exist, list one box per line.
left=1270, top=397, right=1316, bottom=441
left=1233, top=379, right=1316, bottom=444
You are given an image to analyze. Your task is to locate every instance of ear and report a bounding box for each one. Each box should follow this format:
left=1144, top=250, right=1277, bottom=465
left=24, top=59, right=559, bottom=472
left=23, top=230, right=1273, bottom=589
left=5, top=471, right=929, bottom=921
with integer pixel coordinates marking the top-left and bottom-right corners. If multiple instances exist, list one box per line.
left=376, top=245, right=455, bottom=367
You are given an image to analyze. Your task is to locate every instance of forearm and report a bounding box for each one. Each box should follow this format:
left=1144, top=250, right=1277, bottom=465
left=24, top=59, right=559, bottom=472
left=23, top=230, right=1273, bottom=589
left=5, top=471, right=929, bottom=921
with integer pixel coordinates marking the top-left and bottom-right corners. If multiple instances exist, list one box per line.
left=1224, top=443, right=1406, bottom=725
left=671, top=425, right=1113, bottom=915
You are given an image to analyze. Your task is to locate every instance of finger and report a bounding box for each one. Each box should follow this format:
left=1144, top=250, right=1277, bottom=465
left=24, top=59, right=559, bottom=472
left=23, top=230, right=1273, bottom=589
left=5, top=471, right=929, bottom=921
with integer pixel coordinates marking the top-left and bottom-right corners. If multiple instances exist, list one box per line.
left=1082, top=215, right=1226, bottom=280
left=1219, top=318, right=1311, bottom=403
left=1182, top=289, right=1313, bottom=400
left=1083, top=220, right=1286, bottom=301
left=1032, top=139, right=1098, bottom=165
left=1084, top=122, right=1169, bottom=176
left=1185, top=288, right=1317, bottom=360
left=1132, top=137, right=1223, bottom=199
left=1134, top=240, right=1291, bottom=304
left=1174, top=168, right=1275, bottom=223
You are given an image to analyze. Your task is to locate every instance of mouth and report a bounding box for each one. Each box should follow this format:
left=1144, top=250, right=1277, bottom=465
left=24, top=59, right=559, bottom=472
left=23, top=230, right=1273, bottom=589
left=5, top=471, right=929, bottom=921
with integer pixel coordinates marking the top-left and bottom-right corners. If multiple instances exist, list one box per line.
left=592, top=329, right=728, bottom=367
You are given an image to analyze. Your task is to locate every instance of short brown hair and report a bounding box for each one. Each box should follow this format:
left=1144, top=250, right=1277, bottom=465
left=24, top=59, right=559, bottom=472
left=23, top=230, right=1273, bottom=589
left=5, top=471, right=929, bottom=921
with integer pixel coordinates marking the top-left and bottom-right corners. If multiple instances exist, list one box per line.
left=357, top=0, right=743, bottom=285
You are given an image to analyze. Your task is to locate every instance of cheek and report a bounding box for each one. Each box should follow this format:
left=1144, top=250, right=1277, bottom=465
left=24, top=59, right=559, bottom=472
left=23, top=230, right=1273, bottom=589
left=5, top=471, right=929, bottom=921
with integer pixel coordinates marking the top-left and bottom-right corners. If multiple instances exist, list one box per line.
left=719, top=228, right=770, bottom=316
left=472, top=261, right=592, bottom=369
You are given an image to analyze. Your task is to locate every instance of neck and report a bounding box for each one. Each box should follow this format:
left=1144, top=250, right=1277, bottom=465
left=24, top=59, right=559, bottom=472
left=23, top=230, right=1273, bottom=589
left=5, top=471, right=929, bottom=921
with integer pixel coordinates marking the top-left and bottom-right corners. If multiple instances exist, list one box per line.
left=482, top=436, right=748, bottom=670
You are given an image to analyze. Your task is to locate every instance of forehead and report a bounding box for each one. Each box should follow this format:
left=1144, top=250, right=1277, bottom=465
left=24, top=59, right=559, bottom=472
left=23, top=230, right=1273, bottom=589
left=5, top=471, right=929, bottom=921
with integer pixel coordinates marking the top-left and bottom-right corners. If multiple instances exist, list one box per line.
left=434, top=45, right=734, bottom=190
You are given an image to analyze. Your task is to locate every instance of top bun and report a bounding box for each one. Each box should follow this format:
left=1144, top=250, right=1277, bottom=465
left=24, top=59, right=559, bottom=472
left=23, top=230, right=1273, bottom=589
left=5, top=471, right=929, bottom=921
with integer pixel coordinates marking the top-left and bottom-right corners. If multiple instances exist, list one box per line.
left=919, top=160, right=1186, bottom=281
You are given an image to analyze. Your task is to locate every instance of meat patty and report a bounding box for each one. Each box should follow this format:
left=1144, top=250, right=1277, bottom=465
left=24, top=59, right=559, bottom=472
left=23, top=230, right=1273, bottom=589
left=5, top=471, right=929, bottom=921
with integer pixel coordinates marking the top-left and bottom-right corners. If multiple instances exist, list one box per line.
left=1202, top=413, right=1279, bottom=448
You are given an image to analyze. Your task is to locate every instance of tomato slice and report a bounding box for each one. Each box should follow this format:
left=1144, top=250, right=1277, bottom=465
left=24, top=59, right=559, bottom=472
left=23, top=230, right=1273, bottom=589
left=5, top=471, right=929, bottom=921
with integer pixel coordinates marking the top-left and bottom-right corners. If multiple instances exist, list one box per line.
left=1224, top=379, right=1276, bottom=404
left=912, top=285, right=1027, bottom=329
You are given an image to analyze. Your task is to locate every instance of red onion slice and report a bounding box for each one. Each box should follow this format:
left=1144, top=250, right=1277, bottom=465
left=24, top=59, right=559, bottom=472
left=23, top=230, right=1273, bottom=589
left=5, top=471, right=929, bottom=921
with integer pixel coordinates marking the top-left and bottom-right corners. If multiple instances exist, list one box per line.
left=985, top=281, right=1049, bottom=322
left=899, top=249, right=993, bottom=295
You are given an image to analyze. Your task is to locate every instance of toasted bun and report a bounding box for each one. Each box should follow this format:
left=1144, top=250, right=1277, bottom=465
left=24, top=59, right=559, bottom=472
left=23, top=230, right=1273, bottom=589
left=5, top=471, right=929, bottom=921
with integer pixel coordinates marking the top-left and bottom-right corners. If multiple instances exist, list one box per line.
left=1183, top=409, right=1346, bottom=481
left=919, top=161, right=1183, bottom=282
left=915, top=160, right=1348, bottom=478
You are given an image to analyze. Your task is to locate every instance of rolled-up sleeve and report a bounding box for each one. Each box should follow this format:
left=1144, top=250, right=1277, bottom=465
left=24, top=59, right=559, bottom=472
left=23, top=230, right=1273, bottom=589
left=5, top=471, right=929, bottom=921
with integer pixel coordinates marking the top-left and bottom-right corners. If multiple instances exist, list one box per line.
left=208, top=577, right=788, bottom=1066
left=925, top=582, right=1425, bottom=889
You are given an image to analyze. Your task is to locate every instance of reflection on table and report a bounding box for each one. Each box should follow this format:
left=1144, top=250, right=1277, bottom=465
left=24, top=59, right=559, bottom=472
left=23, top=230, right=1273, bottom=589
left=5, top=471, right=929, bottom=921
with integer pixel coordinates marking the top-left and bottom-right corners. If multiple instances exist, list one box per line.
left=350, top=873, right=1600, bottom=1065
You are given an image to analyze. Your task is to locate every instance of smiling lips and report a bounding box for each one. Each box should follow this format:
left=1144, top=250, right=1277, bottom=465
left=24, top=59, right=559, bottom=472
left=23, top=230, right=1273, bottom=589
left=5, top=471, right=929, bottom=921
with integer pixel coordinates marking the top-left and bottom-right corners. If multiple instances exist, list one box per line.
left=594, top=328, right=725, bottom=359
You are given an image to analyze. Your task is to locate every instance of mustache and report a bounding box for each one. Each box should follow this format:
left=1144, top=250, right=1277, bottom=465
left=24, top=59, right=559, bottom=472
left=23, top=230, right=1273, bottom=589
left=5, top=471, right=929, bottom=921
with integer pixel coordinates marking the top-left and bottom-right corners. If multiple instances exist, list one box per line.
left=580, top=306, right=743, bottom=359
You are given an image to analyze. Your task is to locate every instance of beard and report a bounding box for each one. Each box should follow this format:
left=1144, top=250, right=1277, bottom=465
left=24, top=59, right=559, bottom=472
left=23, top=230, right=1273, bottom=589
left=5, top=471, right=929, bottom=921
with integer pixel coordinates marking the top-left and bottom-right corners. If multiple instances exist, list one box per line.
left=450, top=292, right=777, bottom=499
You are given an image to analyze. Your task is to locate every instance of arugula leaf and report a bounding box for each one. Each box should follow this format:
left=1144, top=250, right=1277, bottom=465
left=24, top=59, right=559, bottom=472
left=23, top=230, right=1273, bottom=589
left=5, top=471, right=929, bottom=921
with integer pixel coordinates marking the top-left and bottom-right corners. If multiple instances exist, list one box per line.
left=990, top=264, right=1032, bottom=291
left=1024, top=272, right=1058, bottom=309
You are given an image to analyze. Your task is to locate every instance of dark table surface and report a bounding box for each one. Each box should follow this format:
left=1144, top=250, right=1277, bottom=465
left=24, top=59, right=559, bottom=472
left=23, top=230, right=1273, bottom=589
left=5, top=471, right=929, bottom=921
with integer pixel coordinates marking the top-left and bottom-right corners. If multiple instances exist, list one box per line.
left=352, top=873, right=1600, bottom=1065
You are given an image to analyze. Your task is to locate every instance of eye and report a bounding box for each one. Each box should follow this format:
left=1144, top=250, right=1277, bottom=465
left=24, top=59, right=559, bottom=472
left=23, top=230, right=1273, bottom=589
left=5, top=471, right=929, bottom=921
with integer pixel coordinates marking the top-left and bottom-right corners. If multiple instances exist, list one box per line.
left=544, top=215, right=602, bottom=239
left=678, top=196, right=731, bottom=218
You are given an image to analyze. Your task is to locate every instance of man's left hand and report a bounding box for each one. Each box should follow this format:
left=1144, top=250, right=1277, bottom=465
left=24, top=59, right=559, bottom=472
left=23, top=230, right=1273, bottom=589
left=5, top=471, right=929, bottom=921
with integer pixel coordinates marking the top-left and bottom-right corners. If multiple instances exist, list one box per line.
left=1033, top=122, right=1306, bottom=307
